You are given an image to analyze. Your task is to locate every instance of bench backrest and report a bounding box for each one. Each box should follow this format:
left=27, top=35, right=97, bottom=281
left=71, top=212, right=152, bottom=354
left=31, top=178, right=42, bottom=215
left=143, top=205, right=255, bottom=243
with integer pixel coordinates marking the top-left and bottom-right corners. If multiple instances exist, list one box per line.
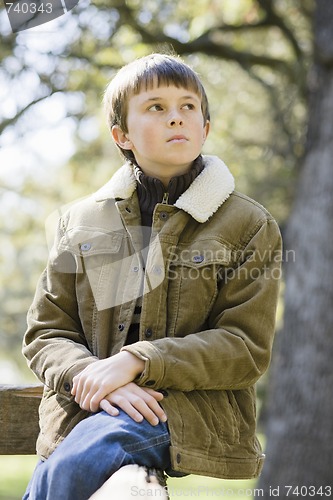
left=0, top=384, right=43, bottom=454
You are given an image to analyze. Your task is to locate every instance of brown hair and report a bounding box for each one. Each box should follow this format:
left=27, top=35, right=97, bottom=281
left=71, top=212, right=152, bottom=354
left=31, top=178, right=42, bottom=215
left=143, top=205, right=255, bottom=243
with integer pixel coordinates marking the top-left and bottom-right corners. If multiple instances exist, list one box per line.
left=103, top=53, right=210, bottom=161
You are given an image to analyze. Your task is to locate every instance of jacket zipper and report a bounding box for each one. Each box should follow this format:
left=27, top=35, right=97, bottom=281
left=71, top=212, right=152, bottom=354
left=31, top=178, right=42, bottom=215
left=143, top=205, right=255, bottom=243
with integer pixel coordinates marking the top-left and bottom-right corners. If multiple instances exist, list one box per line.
left=162, top=192, right=169, bottom=204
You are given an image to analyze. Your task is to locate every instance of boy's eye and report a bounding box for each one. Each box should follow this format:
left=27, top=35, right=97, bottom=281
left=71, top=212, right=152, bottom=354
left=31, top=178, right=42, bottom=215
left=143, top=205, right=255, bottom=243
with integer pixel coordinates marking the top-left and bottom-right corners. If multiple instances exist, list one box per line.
left=182, top=103, right=195, bottom=110
left=148, top=104, right=164, bottom=111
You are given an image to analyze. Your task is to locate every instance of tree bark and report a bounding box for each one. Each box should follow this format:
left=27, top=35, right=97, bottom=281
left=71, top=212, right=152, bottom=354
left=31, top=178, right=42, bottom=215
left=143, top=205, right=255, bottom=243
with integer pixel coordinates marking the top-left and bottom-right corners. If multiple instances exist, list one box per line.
left=258, top=1, right=333, bottom=497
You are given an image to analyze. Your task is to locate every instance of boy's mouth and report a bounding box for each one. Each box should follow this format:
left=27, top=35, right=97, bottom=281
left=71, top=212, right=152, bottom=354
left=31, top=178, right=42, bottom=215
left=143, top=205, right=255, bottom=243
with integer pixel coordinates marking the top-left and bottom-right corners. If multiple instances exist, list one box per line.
left=167, top=135, right=188, bottom=143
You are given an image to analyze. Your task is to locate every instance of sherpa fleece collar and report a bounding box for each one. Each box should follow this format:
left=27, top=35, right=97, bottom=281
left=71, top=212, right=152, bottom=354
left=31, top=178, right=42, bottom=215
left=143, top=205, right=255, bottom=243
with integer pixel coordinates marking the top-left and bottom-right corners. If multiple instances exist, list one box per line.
left=94, top=155, right=235, bottom=223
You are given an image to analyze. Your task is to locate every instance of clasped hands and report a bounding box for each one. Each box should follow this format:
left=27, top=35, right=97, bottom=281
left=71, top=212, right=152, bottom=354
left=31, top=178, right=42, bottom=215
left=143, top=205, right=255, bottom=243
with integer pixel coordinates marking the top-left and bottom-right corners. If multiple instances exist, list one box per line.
left=71, top=351, right=167, bottom=426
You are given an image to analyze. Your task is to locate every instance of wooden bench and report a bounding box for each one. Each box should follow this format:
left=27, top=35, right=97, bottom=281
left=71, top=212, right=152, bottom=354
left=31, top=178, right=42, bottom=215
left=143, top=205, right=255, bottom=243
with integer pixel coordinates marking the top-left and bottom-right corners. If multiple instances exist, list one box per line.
left=0, top=384, right=43, bottom=455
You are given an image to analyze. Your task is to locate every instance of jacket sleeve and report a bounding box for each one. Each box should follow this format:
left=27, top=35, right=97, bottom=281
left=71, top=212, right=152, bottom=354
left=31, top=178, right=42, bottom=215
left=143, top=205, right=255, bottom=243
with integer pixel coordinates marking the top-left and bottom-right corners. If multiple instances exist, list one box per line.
left=122, top=217, right=282, bottom=392
left=22, top=217, right=98, bottom=398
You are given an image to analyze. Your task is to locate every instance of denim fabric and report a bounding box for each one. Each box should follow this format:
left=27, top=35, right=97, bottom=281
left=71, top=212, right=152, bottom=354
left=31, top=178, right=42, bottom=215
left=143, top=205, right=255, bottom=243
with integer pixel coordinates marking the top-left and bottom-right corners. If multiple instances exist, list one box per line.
left=23, top=410, right=171, bottom=500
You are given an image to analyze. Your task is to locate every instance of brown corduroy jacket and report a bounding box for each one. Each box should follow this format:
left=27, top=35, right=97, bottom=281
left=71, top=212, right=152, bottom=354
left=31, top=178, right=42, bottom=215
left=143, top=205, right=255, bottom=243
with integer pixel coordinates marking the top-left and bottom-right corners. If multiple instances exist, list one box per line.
left=23, top=155, right=282, bottom=479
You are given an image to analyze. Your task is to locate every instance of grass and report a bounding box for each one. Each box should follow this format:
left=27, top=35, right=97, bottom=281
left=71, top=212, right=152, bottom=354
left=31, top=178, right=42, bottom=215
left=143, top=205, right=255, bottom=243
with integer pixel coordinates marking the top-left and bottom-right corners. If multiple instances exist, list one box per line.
left=0, top=455, right=38, bottom=500
left=0, top=455, right=260, bottom=499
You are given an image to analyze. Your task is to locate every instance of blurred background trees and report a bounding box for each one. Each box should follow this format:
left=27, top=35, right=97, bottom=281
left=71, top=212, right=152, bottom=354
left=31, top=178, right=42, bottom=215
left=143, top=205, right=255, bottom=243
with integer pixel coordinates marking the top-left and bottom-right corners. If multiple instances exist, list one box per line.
left=258, top=0, right=333, bottom=493
left=2, top=0, right=333, bottom=494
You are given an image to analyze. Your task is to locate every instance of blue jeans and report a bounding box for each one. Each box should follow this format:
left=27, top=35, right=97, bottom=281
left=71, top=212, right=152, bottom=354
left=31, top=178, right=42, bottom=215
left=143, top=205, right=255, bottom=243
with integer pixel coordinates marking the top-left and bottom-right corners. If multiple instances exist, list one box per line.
left=23, top=410, right=171, bottom=500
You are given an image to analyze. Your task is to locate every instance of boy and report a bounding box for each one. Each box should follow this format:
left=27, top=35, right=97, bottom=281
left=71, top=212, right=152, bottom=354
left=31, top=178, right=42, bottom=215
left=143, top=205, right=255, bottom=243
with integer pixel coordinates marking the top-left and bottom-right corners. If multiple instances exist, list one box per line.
left=23, top=53, right=282, bottom=499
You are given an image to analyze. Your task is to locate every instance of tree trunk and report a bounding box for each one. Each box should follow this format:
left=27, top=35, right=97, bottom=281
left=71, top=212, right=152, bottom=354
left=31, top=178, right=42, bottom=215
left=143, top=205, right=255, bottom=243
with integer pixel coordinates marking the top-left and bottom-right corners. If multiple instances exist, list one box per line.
left=258, top=1, right=333, bottom=497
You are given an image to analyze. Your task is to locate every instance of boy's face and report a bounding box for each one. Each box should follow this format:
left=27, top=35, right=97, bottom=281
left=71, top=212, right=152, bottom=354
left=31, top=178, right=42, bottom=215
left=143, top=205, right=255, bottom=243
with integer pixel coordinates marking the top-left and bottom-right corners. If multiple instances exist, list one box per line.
left=112, top=83, right=210, bottom=179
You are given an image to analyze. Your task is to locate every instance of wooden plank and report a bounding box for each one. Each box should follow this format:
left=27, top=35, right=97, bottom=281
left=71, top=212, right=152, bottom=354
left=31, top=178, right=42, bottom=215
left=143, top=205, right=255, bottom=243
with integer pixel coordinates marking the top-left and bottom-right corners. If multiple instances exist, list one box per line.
left=0, top=384, right=43, bottom=455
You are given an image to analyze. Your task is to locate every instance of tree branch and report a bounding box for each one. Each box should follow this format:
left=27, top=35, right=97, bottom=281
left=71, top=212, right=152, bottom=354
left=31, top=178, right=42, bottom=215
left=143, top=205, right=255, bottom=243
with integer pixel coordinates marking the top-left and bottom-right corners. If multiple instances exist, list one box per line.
left=116, top=2, right=297, bottom=82
left=256, top=0, right=304, bottom=60
left=246, top=68, right=299, bottom=158
left=186, top=35, right=295, bottom=78
left=0, top=94, right=51, bottom=135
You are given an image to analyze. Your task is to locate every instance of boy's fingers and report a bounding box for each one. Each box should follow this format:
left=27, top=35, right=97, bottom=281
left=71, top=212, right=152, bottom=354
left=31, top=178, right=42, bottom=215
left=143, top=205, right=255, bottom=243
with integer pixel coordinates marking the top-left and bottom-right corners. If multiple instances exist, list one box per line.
left=71, top=375, right=82, bottom=400
left=110, top=397, right=145, bottom=423
left=72, top=376, right=106, bottom=412
left=74, top=380, right=168, bottom=422
left=72, top=373, right=90, bottom=406
left=137, top=389, right=167, bottom=422
left=141, top=396, right=167, bottom=423
left=133, top=395, right=167, bottom=424
left=90, top=391, right=106, bottom=413
left=71, top=379, right=76, bottom=395
left=142, top=387, right=164, bottom=401
left=104, top=389, right=167, bottom=426
left=99, top=399, right=120, bottom=416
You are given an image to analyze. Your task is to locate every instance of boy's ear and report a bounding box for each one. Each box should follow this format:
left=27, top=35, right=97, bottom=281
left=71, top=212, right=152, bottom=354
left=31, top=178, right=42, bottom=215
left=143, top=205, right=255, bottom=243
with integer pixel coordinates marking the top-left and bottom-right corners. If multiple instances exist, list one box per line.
left=203, top=120, right=210, bottom=143
left=111, top=125, right=133, bottom=150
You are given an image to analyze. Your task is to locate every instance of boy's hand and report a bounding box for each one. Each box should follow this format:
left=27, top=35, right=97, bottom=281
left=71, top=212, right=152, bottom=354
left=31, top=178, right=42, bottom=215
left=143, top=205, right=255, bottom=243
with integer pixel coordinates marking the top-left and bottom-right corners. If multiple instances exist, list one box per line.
left=71, top=351, right=145, bottom=412
left=99, top=382, right=167, bottom=426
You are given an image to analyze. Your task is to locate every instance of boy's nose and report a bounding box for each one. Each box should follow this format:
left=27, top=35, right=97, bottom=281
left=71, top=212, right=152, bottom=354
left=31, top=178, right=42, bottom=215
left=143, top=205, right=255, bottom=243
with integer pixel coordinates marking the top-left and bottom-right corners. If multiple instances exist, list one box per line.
left=167, top=111, right=183, bottom=127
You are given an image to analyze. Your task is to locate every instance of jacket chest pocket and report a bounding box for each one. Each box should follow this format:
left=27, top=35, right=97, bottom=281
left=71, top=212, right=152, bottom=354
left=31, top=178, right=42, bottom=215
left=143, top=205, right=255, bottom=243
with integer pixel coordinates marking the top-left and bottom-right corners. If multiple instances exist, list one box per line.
left=59, top=227, right=124, bottom=269
left=58, top=228, right=143, bottom=310
left=167, top=241, right=232, bottom=336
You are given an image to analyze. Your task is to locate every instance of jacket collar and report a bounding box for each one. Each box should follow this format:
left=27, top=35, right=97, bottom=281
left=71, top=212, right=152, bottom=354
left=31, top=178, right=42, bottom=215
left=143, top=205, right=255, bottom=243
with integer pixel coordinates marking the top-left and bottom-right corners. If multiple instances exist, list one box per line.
left=94, top=155, right=235, bottom=223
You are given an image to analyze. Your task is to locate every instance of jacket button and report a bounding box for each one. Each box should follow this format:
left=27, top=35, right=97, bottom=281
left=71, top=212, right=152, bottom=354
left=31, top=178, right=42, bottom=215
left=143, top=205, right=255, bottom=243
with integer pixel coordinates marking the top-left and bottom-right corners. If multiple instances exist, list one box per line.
left=145, top=380, right=156, bottom=386
left=63, top=382, right=71, bottom=392
left=152, top=265, right=162, bottom=275
left=176, top=453, right=181, bottom=464
left=118, top=324, right=125, bottom=331
left=133, top=266, right=139, bottom=272
left=159, top=211, right=169, bottom=221
left=80, top=243, right=91, bottom=252
left=192, top=254, right=204, bottom=263
left=160, top=390, right=169, bottom=397
left=145, top=328, right=153, bottom=338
